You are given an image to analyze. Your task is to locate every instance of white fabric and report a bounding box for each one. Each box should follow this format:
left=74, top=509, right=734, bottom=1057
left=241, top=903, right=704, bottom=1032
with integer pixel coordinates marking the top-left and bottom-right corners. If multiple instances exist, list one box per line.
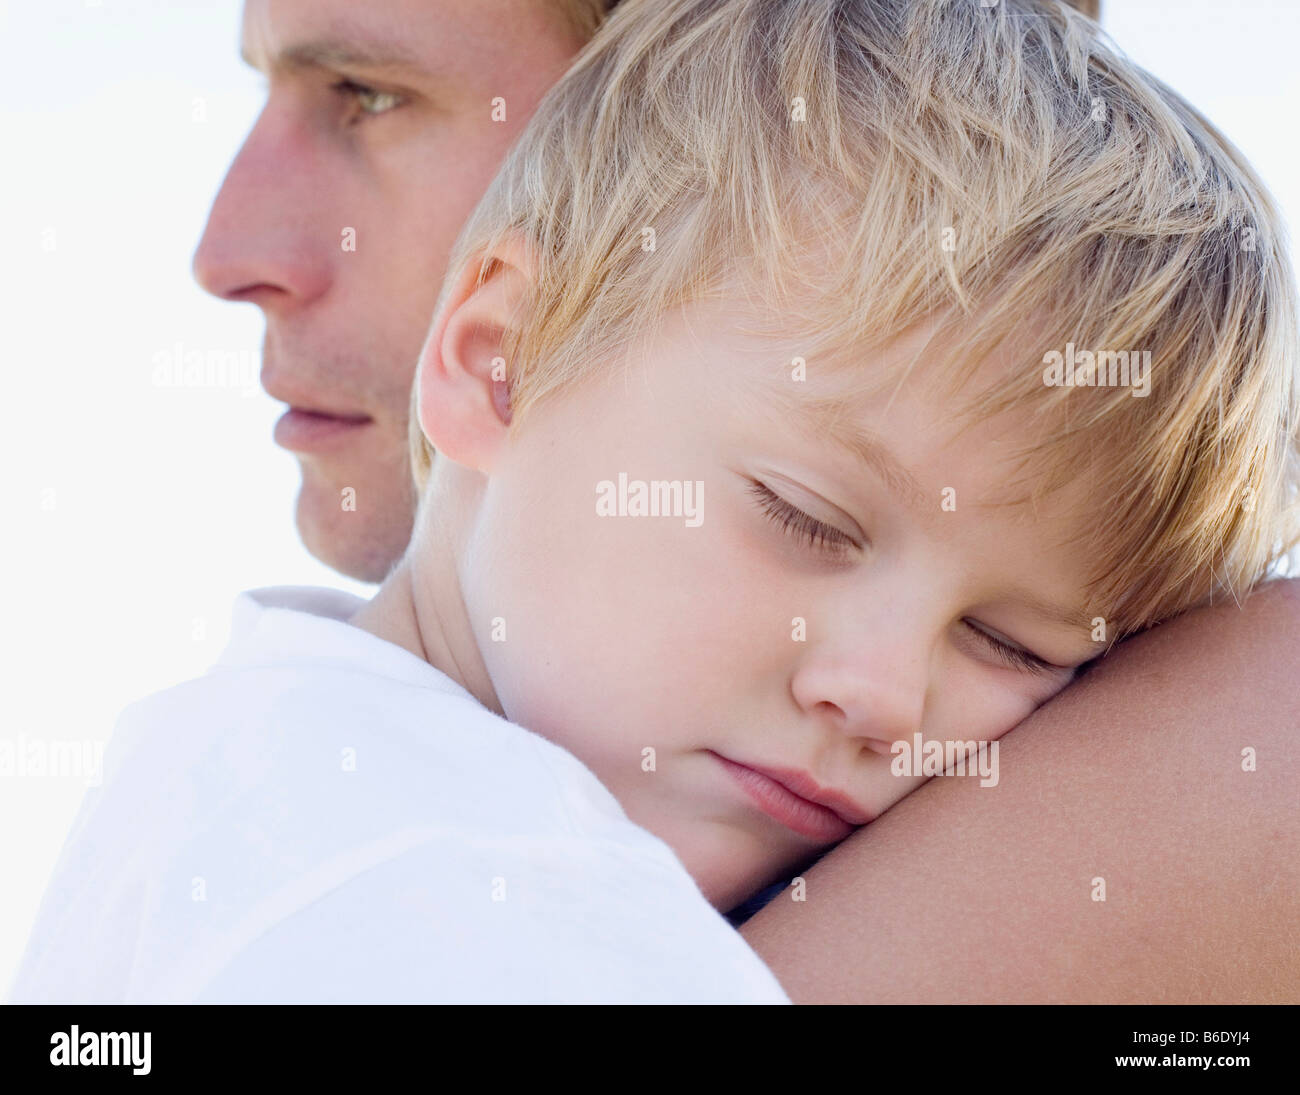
left=8, top=586, right=790, bottom=1004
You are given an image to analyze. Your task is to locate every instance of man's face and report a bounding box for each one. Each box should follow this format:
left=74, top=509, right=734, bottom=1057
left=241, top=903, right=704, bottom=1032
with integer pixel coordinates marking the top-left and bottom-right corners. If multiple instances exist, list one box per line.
left=194, top=0, right=588, bottom=581
left=453, top=301, right=1104, bottom=911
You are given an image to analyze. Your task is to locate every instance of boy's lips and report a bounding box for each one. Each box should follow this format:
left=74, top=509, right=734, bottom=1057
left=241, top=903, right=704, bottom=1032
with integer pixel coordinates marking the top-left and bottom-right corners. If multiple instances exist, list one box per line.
left=709, top=751, right=872, bottom=842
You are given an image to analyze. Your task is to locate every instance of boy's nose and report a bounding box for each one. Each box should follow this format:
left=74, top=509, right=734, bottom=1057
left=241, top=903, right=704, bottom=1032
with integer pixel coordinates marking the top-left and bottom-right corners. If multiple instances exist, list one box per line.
left=191, top=107, right=332, bottom=314
left=789, top=631, right=931, bottom=748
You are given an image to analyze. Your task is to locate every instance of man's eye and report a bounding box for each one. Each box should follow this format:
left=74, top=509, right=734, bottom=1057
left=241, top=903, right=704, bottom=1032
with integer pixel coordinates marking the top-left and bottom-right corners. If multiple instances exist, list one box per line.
left=749, top=481, right=857, bottom=555
left=333, top=79, right=403, bottom=116
left=963, top=620, right=1058, bottom=676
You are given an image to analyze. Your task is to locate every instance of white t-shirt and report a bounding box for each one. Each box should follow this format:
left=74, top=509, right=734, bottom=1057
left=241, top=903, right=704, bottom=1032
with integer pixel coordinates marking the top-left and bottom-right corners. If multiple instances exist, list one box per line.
left=8, top=587, right=790, bottom=1004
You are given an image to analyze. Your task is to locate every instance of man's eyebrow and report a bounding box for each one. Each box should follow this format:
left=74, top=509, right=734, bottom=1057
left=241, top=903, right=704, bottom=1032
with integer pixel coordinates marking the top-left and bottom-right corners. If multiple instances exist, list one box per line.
left=241, top=36, right=430, bottom=77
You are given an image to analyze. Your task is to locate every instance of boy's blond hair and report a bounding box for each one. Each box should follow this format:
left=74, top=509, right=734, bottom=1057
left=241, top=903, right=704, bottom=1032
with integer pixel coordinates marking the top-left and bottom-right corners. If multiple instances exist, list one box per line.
left=413, top=0, right=1298, bottom=641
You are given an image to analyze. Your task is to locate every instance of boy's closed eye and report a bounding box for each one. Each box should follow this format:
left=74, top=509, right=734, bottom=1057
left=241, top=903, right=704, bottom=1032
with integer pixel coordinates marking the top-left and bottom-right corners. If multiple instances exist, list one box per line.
left=747, top=478, right=1076, bottom=678
left=748, top=479, right=859, bottom=556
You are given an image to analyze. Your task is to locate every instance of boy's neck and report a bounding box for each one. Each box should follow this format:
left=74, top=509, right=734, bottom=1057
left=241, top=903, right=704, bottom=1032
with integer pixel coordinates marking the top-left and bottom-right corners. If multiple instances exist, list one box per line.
left=349, top=554, right=504, bottom=717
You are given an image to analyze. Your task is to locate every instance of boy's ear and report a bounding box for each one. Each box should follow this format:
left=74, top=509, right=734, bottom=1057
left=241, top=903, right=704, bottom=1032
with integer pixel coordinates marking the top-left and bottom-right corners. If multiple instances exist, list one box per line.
left=415, top=235, right=534, bottom=473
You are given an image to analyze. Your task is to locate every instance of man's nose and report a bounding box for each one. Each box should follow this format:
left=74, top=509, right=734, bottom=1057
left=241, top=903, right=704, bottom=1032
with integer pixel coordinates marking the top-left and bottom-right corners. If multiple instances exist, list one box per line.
left=191, top=106, right=332, bottom=312
left=790, top=622, right=932, bottom=747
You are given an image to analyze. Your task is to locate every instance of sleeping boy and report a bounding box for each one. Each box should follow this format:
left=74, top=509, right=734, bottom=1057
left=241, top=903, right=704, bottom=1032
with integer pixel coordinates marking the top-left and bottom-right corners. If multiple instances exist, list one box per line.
left=12, top=0, right=1297, bottom=1002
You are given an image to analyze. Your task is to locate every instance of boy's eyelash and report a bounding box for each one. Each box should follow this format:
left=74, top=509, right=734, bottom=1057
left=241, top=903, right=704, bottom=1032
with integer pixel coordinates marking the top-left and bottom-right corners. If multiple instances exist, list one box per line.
left=748, top=481, right=856, bottom=554
left=964, top=621, right=1054, bottom=675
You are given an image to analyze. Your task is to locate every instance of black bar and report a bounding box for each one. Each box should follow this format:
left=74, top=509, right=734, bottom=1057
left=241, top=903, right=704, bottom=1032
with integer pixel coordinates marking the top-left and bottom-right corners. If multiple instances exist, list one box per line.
left=1, top=1003, right=1291, bottom=1083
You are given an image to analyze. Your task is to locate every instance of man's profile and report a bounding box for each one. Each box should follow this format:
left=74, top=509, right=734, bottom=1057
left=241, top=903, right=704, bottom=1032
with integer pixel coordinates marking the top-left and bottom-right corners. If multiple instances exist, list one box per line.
left=193, top=0, right=605, bottom=581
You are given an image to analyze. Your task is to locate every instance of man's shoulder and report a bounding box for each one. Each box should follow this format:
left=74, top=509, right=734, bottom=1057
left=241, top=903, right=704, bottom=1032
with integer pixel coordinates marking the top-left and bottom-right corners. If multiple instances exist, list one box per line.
left=102, top=632, right=571, bottom=839
left=93, top=582, right=640, bottom=859
left=109, top=582, right=483, bottom=766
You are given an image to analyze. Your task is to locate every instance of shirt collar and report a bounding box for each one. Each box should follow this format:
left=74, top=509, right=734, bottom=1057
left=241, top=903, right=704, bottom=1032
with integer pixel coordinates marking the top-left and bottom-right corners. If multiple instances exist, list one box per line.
left=213, top=585, right=477, bottom=702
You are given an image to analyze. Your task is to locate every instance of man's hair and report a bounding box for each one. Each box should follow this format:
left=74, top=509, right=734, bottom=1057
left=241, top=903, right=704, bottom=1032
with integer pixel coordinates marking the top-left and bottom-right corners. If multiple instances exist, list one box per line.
left=413, top=0, right=1298, bottom=640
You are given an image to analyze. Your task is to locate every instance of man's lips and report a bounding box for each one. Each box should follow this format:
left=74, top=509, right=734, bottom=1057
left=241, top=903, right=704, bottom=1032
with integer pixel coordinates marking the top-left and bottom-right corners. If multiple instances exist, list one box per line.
left=273, top=407, right=373, bottom=453
left=709, top=751, right=872, bottom=842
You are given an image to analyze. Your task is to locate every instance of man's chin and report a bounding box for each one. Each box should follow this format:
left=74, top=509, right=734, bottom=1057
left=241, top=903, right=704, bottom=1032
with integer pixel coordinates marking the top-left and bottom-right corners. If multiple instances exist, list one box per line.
left=293, top=477, right=413, bottom=584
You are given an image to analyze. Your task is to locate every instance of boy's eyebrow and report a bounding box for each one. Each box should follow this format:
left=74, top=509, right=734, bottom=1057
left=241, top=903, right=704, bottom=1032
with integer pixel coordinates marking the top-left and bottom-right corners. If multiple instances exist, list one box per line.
left=1011, top=590, right=1097, bottom=635
left=806, top=411, right=930, bottom=512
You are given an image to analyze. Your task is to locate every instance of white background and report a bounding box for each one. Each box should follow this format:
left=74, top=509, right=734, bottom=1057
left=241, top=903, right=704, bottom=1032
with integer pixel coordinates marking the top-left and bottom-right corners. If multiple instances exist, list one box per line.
left=3, top=0, right=1298, bottom=992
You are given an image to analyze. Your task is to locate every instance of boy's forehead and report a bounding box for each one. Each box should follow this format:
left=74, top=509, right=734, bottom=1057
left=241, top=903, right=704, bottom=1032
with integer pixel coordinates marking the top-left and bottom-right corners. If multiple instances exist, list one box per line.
left=742, top=325, right=1091, bottom=516
left=670, top=295, right=1089, bottom=520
